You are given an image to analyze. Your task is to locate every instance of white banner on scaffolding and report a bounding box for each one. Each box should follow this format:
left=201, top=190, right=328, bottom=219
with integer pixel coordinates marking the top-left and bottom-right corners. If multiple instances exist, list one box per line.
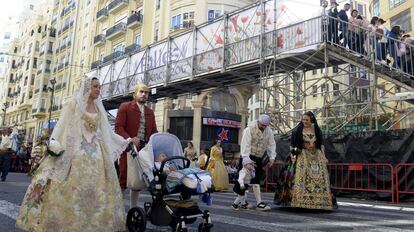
left=170, top=32, right=194, bottom=82
left=88, top=0, right=323, bottom=99
left=127, top=50, right=146, bottom=92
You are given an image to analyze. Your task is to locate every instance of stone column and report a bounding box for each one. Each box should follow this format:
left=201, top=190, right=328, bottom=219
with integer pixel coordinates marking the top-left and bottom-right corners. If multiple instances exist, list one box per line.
left=162, top=98, right=173, bottom=132
left=191, top=100, right=204, bottom=151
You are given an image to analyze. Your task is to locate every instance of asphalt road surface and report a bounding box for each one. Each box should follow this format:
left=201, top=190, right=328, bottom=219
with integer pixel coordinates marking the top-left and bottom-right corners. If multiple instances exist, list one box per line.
left=1, top=173, right=414, bottom=232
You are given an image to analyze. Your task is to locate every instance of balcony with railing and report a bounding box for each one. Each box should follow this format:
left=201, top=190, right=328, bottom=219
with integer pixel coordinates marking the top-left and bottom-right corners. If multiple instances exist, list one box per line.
left=32, top=107, right=47, bottom=116
left=96, top=7, right=108, bottom=21
left=37, top=69, right=43, bottom=75
left=125, top=44, right=141, bottom=54
left=57, top=63, right=64, bottom=71
left=52, top=105, right=61, bottom=111
left=39, top=50, right=45, bottom=56
left=61, top=21, right=74, bottom=34
left=94, top=34, right=106, bottom=45
left=60, top=2, right=76, bottom=17
left=107, top=0, right=129, bottom=14
left=106, top=22, right=126, bottom=40
left=127, top=13, right=143, bottom=28
left=49, top=29, right=56, bottom=37
left=91, top=60, right=103, bottom=69
left=103, top=51, right=124, bottom=64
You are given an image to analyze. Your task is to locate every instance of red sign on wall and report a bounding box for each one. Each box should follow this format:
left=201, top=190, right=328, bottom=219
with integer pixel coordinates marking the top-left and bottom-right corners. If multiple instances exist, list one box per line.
left=202, top=117, right=241, bottom=128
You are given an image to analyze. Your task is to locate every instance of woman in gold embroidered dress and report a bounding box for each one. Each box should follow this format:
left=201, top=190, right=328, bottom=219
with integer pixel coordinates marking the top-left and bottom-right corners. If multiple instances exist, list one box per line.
left=285, top=111, right=333, bottom=210
left=207, top=139, right=229, bottom=191
left=16, top=77, right=130, bottom=231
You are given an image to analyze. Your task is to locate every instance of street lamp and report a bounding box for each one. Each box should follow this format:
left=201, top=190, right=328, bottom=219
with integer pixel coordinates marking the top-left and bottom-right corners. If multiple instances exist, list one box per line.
left=2, top=102, right=9, bottom=126
left=48, top=78, right=56, bottom=130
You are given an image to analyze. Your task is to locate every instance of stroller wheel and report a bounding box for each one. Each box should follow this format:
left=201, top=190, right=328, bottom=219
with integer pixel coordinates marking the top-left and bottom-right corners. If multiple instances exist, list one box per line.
left=126, top=207, right=146, bottom=232
left=174, top=221, right=188, bottom=232
left=198, top=222, right=213, bottom=232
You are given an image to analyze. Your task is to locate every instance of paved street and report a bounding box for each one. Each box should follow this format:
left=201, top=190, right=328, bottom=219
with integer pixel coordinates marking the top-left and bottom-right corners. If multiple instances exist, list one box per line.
left=1, top=173, right=414, bottom=232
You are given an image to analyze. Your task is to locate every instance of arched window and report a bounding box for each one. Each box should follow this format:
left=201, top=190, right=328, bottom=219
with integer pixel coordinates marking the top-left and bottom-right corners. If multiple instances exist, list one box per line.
left=210, top=90, right=237, bottom=113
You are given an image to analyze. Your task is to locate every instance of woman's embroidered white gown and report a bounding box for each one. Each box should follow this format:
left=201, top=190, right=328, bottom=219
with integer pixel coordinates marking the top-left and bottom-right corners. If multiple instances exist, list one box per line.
left=16, top=112, right=126, bottom=232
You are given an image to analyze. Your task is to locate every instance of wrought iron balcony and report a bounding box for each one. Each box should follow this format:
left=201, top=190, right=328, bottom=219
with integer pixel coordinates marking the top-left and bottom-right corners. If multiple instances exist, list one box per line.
left=49, top=29, right=56, bottom=37
left=127, top=13, right=143, bottom=28
left=106, top=22, right=126, bottom=40
left=94, top=34, right=106, bottom=45
left=107, top=0, right=129, bottom=14
left=125, top=44, right=141, bottom=54
left=91, top=60, right=103, bottom=69
left=96, top=8, right=108, bottom=21
left=103, top=51, right=124, bottom=64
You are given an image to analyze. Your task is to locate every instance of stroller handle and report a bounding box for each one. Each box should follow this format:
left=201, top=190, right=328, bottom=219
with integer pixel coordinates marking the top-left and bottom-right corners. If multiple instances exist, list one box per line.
left=129, top=144, right=139, bottom=158
left=160, top=156, right=191, bottom=172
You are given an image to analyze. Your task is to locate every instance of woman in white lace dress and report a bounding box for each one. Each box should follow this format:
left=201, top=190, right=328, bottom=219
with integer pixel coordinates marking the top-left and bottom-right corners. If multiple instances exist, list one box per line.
left=16, top=76, right=130, bottom=231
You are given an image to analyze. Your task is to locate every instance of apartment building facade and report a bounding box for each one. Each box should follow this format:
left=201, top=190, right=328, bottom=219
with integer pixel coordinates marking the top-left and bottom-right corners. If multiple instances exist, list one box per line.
left=2, top=0, right=98, bottom=143
left=372, top=0, right=413, bottom=34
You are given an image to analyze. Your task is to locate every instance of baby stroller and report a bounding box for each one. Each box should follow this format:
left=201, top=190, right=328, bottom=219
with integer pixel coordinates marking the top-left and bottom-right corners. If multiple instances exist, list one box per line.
left=126, top=133, right=213, bottom=232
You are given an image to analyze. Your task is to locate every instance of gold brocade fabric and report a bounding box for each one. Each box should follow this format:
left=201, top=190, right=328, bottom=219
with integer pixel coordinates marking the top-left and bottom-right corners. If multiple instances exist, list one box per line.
left=207, top=146, right=229, bottom=191
left=290, top=132, right=333, bottom=210
left=16, top=114, right=125, bottom=232
left=81, top=112, right=100, bottom=133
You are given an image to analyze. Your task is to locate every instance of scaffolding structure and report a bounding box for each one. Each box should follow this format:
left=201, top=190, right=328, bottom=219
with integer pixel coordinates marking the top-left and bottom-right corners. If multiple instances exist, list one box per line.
left=259, top=13, right=414, bottom=134
left=86, top=0, right=414, bottom=134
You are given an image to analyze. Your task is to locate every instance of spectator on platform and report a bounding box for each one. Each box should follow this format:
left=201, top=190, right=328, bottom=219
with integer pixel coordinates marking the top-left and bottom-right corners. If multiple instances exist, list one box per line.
left=388, top=25, right=402, bottom=68
left=376, top=18, right=389, bottom=61
left=399, top=34, right=414, bottom=74
left=366, top=16, right=379, bottom=56
left=327, top=2, right=339, bottom=44
left=337, top=3, right=350, bottom=48
left=349, top=10, right=363, bottom=53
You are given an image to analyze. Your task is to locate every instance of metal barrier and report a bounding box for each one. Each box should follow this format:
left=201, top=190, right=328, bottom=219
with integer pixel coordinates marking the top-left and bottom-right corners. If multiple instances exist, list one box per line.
left=264, top=161, right=284, bottom=192
left=328, top=163, right=394, bottom=203
left=395, top=163, right=414, bottom=204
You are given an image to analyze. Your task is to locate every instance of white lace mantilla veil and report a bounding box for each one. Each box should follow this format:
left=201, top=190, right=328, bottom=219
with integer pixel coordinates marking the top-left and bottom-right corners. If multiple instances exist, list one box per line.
left=39, top=76, right=129, bottom=181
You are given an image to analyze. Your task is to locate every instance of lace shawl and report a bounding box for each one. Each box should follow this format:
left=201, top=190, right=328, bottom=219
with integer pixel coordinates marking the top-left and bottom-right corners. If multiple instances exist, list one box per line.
left=38, top=76, right=129, bottom=181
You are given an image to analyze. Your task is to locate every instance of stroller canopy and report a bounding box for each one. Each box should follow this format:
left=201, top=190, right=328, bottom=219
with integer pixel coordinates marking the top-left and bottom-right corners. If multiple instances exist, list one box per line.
left=147, top=132, right=184, bottom=160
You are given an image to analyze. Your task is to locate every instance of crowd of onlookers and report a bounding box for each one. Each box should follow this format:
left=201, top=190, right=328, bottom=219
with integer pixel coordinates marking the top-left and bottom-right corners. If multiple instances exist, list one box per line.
left=0, top=128, right=33, bottom=181
left=326, top=1, right=414, bottom=75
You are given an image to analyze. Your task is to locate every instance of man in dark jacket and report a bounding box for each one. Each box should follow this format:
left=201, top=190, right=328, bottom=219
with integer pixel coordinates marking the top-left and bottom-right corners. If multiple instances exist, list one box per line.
left=327, top=2, right=339, bottom=44
left=338, top=3, right=350, bottom=48
left=0, top=131, right=13, bottom=181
